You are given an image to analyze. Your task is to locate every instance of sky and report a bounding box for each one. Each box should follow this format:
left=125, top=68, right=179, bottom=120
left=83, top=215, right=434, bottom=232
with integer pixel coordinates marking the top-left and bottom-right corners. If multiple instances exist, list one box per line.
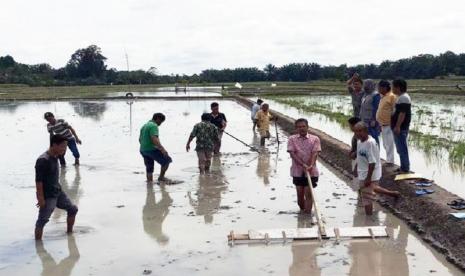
left=2, top=0, right=465, bottom=75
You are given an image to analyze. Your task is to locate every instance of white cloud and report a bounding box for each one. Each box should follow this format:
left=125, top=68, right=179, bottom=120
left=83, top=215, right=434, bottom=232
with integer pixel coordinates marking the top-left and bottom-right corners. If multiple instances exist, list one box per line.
left=1, top=0, right=464, bottom=74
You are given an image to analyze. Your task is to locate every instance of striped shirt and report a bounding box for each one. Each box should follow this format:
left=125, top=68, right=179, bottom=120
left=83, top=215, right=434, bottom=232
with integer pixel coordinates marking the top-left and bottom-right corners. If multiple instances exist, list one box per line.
left=47, top=119, right=73, bottom=139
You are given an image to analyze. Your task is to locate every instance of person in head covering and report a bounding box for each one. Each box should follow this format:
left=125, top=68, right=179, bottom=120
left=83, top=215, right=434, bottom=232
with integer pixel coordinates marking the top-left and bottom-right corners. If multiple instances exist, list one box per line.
left=359, top=79, right=381, bottom=145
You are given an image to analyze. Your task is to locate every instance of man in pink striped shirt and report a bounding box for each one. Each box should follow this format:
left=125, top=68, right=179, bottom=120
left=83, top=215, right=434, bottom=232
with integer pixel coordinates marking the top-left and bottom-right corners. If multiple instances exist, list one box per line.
left=287, top=118, right=321, bottom=214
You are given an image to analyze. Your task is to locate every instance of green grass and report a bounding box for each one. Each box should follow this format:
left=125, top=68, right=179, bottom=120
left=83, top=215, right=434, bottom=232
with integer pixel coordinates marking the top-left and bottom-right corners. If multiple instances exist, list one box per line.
left=230, top=80, right=465, bottom=96
left=451, top=143, right=465, bottom=163
left=269, top=97, right=351, bottom=126
left=2, top=78, right=465, bottom=100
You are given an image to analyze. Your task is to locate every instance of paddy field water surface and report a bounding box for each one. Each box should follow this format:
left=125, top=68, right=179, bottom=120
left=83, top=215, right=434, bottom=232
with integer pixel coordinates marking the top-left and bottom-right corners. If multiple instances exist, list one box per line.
left=0, top=99, right=461, bottom=275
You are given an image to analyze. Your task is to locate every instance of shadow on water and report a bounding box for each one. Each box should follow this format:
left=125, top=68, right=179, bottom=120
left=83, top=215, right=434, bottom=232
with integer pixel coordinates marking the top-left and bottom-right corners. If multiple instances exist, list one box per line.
left=187, top=156, right=228, bottom=224
left=142, top=184, right=173, bottom=246
left=35, top=236, right=80, bottom=276
left=69, top=101, right=107, bottom=121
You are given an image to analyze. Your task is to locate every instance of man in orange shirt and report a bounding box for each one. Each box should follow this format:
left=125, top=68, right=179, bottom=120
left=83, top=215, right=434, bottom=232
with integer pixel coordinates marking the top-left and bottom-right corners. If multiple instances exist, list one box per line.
left=376, top=80, right=396, bottom=164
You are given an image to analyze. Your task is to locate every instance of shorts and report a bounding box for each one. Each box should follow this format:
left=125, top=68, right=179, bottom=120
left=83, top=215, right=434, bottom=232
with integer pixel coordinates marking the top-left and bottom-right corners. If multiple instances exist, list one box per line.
left=140, top=149, right=173, bottom=173
left=36, top=191, right=78, bottom=228
left=293, top=175, right=318, bottom=188
left=359, top=180, right=377, bottom=206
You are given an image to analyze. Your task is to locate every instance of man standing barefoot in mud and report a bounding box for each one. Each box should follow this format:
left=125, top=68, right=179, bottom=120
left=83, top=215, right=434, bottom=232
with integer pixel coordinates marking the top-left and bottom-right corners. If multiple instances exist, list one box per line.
left=287, top=118, right=321, bottom=214
left=44, top=112, right=82, bottom=166
left=139, top=113, right=172, bottom=183
left=255, top=103, right=276, bottom=147
left=353, top=122, right=399, bottom=215
left=186, top=113, right=219, bottom=174
left=35, top=135, right=78, bottom=240
left=209, top=102, right=227, bottom=155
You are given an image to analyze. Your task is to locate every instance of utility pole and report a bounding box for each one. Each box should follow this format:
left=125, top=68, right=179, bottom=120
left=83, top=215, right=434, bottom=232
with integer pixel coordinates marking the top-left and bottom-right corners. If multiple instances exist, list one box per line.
left=125, top=51, right=131, bottom=93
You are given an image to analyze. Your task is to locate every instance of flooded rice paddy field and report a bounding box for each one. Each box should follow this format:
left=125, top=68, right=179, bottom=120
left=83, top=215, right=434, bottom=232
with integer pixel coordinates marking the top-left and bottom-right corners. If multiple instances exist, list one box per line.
left=0, top=99, right=462, bottom=275
left=260, top=94, right=465, bottom=198
left=105, top=86, right=222, bottom=97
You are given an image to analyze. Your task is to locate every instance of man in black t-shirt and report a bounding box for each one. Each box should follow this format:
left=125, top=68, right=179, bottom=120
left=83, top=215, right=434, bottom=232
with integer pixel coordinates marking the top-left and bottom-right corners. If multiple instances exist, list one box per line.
left=35, top=135, right=78, bottom=240
left=391, top=79, right=412, bottom=173
left=209, top=102, right=227, bottom=154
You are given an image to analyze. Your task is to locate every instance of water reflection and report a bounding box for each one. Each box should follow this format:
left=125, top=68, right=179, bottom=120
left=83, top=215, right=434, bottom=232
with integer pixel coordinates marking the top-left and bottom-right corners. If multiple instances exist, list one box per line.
left=348, top=208, right=408, bottom=275
left=289, top=215, right=321, bottom=276
left=256, top=151, right=271, bottom=185
left=127, top=99, right=134, bottom=135
left=0, top=101, right=24, bottom=113
left=142, top=184, right=172, bottom=245
left=69, top=101, right=107, bottom=121
left=35, top=236, right=80, bottom=276
left=187, top=157, right=227, bottom=224
left=53, top=167, right=81, bottom=221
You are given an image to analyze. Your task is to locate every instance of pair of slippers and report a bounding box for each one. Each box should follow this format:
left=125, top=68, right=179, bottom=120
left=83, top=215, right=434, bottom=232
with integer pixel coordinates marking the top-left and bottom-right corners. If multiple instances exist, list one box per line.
left=448, top=199, right=465, bottom=210
left=415, top=182, right=433, bottom=187
left=415, top=189, right=435, bottom=196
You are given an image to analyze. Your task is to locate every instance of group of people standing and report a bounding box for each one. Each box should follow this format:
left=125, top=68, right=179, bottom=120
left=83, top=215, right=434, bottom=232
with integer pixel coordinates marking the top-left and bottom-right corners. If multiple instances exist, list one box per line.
left=348, top=73, right=412, bottom=173
left=348, top=74, right=411, bottom=214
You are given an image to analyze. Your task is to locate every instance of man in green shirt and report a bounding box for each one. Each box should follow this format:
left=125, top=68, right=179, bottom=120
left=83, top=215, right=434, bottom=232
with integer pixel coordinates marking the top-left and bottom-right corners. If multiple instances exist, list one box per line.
left=186, top=113, right=219, bottom=174
left=139, top=113, right=172, bottom=183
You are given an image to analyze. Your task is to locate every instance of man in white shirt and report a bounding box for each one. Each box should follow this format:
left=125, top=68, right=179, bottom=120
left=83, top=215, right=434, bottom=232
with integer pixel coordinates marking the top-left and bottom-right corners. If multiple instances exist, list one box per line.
left=353, top=122, right=399, bottom=215
left=251, top=99, right=263, bottom=131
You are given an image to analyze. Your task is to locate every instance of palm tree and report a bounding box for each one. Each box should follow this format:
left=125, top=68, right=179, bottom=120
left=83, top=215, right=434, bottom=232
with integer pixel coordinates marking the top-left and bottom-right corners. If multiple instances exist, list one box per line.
left=263, top=64, right=278, bottom=81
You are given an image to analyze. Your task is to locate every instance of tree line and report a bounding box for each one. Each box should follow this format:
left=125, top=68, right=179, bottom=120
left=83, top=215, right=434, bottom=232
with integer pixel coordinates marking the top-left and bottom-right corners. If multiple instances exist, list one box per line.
left=1, top=45, right=465, bottom=86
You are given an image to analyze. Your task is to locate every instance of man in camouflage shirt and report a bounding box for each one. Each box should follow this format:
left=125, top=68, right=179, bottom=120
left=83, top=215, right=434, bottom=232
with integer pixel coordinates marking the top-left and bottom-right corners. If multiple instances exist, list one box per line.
left=186, top=113, right=220, bottom=174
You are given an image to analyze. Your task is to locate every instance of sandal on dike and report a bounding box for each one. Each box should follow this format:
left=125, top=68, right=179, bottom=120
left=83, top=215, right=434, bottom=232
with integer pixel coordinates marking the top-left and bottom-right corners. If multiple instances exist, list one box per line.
left=448, top=199, right=465, bottom=210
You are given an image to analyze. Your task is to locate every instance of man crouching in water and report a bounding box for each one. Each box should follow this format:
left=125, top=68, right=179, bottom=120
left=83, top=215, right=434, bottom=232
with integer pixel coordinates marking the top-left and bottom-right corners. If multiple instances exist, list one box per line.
left=287, top=118, right=321, bottom=214
left=35, top=134, right=78, bottom=240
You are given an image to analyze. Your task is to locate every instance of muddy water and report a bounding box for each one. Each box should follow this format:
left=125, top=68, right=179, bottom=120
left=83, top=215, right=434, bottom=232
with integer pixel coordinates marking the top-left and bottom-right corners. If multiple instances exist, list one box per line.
left=260, top=95, right=465, bottom=198
left=0, top=99, right=462, bottom=275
